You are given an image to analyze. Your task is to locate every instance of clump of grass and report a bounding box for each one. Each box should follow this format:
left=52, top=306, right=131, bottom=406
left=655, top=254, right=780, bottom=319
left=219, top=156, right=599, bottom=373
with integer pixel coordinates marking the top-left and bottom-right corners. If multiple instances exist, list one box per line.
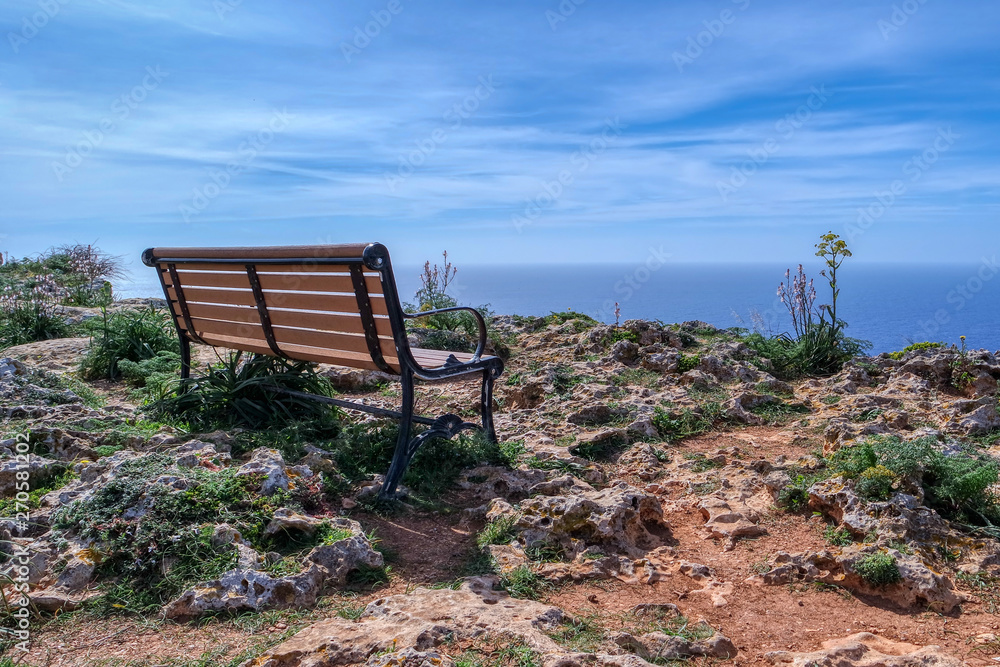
left=147, top=351, right=340, bottom=431
left=830, top=435, right=1000, bottom=529
left=853, top=551, right=901, bottom=587
left=887, top=341, right=944, bottom=361
left=652, top=404, right=720, bottom=441
left=79, top=306, right=178, bottom=380
left=498, top=565, right=546, bottom=600
left=683, top=452, right=723, bottom=473
left=777, top=471, right=826, bottom=512
left=477, top=515, right=519, bottom=549
left=118, top=349, right=181, bottom=401
left=823, top=526, right=853, bottom=547
left=749, top=400, right=810, bottom=425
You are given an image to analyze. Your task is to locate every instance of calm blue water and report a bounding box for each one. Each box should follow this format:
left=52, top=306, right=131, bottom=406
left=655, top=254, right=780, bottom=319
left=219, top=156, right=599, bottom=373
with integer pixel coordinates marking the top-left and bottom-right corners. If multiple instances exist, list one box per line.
left=118, top=263, right=1000, bottom=355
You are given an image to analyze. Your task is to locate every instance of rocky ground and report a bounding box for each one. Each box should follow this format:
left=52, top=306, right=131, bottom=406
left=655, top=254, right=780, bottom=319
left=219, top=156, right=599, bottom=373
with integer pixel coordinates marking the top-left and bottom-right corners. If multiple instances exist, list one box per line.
left=2, top=313, right=1000, bottom=667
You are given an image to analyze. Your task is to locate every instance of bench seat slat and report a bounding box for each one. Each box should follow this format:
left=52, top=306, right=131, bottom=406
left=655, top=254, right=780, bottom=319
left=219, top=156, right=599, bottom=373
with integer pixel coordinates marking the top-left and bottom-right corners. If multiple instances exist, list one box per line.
left=181, top=315, right=398, bottom=360
left=167, top=301, right=392, bottom=337
left=196, top=332, right=401, bottom=373
left=165, top=285, right=391, bottom=316
left=162, top=268, right=383, bottom=295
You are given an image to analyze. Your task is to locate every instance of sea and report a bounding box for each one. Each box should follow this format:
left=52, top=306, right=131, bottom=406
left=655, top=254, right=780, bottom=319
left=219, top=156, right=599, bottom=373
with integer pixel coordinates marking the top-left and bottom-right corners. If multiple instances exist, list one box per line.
left=116, top=263, right=1000, bottom=356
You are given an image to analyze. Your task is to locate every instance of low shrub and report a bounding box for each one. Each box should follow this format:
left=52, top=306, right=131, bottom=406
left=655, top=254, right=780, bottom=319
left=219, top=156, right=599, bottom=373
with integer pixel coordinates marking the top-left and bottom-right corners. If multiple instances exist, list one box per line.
left=79, top=306, right=178, bottom=380
left=0, top=276, right=71, bottom=348
left=652, top=404, right=721, bottom=441
left=831, top=435, right=1000, bottom=527
left=147, top=352, right=340, bottom=432
left=853, top=551, right=901, bottom=587
left=677, top=353, right=701, bottom=373
left=887, top=341, right=944, bottom=361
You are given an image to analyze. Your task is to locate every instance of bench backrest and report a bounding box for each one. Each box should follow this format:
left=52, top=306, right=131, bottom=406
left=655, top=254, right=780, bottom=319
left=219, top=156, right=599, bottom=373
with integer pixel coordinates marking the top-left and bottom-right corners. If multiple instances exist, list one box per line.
left=142, top=243, right=408, bottom=374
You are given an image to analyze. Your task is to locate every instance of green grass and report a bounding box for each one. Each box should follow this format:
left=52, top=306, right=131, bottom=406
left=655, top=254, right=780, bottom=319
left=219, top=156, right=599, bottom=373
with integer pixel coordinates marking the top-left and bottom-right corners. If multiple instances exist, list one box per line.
left=615, top=368, right=661, bottom=389
left=683, top=452, right=723, bottom=473
left=651, top=404, right=721, bottom=441
left=887, top=341, right=944, bottom=361
left=79, top=306, right=179, bottom=380
left=749, top=401, right=810, bottom=425
left=676, top=353, right=700, bottom=373
left=148, top=351, right=340, bottom=432
left=477, top=515, right=519, bottom=549
left=822, top=526, right=853, bottom=547
left=454, top=638, right=541, bottom=667
left=829, top=435, right=1000, bottom=529
left=853, top=551, right=901, bottom=587
left=498, top=565, right=546, bottom=600
left=0, top=469, right=75, bottom=518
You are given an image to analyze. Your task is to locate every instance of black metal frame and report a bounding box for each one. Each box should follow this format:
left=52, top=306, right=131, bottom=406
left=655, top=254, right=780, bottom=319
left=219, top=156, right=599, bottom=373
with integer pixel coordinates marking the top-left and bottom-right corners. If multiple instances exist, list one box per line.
left=142, top=243, right=503, bottom=499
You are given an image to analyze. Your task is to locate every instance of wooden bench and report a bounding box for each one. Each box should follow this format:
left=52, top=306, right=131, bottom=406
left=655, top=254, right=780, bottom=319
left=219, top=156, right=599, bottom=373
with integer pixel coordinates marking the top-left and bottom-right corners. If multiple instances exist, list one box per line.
left=141, top=242, right=504, bottom=499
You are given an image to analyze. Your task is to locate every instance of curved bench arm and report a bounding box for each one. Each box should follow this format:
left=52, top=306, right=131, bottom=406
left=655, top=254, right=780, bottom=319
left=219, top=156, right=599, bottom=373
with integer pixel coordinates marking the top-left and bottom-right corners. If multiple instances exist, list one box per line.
left=403, top=306, right=487, bottom=361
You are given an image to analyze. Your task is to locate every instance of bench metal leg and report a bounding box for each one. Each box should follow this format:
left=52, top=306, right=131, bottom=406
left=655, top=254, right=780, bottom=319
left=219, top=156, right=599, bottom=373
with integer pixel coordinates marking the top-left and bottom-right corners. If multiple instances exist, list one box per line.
left=380, top=367, right=415, bottom=499
left=481, top=368, right=497, bottom=443
left=179, top=336, right=192, bottom=380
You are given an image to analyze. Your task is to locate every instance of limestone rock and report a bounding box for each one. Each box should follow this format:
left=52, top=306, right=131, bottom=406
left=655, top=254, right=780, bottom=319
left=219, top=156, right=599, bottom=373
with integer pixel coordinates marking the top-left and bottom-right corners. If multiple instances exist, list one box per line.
left=264, top=508, right=324, bottom=538
left=765, top=632, right=962, bottom=667
left=236, top=448, right=289, bottom=495
left=698, top=497, right=766, bottom=549
left=486, top=482, right=671, bottom=559
left=244, top=577, right=567, bottom=666
left=305, top=518, right=384, bottom=586
left=165, top=564, right=326, bottom=619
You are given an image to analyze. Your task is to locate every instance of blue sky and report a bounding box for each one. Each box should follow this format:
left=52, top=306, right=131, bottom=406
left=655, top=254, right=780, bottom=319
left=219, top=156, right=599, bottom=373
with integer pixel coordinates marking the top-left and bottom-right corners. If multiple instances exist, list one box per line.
left=2, top=0, right=999, bottom=278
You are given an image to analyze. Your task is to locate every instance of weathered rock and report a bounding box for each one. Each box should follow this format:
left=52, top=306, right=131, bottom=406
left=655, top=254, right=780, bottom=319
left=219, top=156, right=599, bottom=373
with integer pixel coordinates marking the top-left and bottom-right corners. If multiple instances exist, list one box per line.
left=505, top=380, right=547, bottom=410
left=722, top=392, right=779, bottom=425
left=611, top=340, right=640, bottom=364
left=164, top=564, right=326, bottom=619
left=236, top=448, right=289, bottom=495
left=756, top=547, right=966, bottom=613
left=765, top=632, right=962, bottom=667
left=641, top=352, right=678, bottom=373
left=244, top=577, right=567, bottom=666
left=305, top=518, right=384, bottom=586
left=615, top=628, right=737, bottom=661
left=567, top=403, right=629, bottom=426
left=698, top=497, right=766, bottom=549
left=617, top=444, right=663, bottom=481
left=458, top=465, right=548, bottom=501
left=365, top=648, right=454, bottom=667
left=264, top=508, right=325, bottom=538
left=486, top=482, right=671, bottom=559
left=0, top=456, right=64, bottom=496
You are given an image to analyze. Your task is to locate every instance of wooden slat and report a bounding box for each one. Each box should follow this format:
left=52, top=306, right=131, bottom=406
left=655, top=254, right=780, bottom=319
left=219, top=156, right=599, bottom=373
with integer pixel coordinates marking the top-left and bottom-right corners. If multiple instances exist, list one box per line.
left=163, top=268, right=383, bottom=295
left=170, top=301, right=379, bottom=334
left=185, top=316, right=398, bottom=359
left=165, top=285, right=390, bottom=316
left=411, top=348, right=477, bottom=368
left=150, top=243, right=372, bottom=261
left=162, top=262, right=367, bottom=275
left=195, top=332, right=401, bottom=373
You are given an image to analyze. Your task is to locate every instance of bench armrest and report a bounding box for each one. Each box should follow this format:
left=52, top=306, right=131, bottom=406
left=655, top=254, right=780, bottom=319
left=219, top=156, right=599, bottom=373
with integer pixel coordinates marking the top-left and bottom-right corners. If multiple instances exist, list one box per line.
left=404, top=306, right=487, bottom=360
